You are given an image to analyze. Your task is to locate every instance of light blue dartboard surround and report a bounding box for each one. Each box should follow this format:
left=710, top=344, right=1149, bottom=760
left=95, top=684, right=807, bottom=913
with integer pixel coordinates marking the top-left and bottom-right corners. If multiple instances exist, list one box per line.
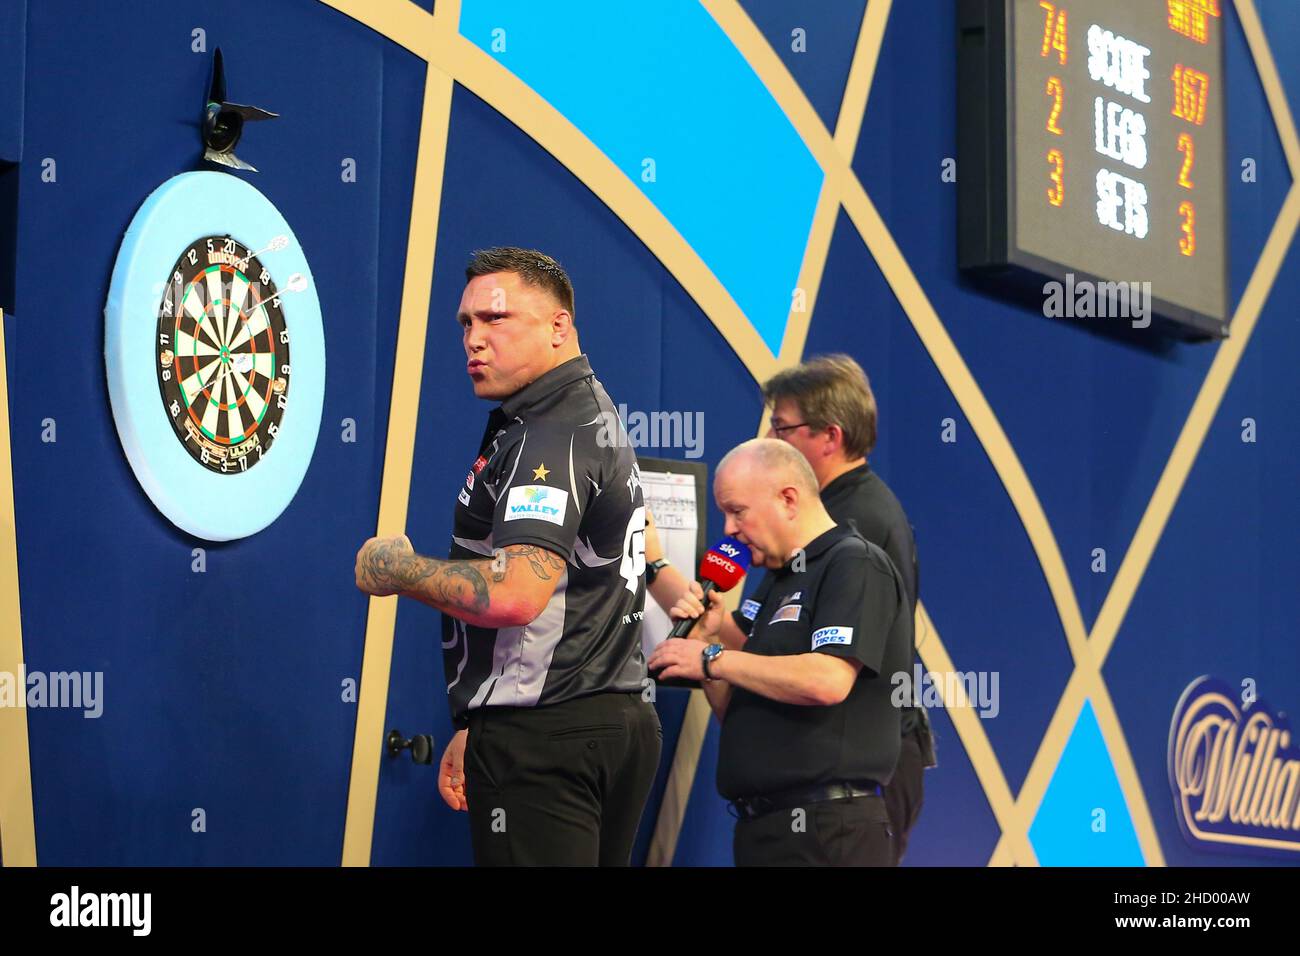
left=104, top=171, right=325, bottom=541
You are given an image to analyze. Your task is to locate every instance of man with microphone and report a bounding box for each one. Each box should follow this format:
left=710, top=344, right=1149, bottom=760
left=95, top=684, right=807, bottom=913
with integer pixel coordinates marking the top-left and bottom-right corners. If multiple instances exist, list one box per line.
left=649, top=438, right=911, bottom=866
left=355, top=248, right=660, bottom=866
left=644, top=355, right=930, bottom=863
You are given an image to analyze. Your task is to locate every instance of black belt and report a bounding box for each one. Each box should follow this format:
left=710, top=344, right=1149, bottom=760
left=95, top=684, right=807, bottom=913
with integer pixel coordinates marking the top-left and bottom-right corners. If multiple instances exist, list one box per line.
left=728, top=780, right=881, bottom=820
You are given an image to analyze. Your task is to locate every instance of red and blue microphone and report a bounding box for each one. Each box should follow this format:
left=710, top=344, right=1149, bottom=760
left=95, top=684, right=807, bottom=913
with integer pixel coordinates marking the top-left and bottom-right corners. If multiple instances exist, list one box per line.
left=666, top=536, right=751, bottom=638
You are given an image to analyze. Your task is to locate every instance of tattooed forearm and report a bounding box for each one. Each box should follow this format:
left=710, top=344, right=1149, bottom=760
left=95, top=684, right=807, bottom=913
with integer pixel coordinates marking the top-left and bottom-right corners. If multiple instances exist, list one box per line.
left=367, top=539, right=567, bottom=627
left=430, top=562, right=491, bottom=615
left=505, top=544, right=567, bottom=581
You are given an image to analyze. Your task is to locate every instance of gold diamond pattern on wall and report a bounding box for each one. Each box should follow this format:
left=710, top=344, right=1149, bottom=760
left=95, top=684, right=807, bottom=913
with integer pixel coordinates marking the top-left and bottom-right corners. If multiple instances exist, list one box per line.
left=13, top=0, right=1269, bottom=868
left=313, top=0, right=1300, bottom=867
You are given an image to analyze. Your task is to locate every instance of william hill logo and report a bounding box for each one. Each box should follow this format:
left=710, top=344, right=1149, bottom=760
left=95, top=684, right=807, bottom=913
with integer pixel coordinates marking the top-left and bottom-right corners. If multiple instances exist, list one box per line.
left=1168, top=676, right=1300, bottom=858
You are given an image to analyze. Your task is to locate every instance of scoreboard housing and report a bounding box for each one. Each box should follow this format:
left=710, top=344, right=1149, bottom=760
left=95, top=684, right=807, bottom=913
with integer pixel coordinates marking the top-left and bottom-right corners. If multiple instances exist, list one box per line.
left=958, top=0, right=1228, bottom=339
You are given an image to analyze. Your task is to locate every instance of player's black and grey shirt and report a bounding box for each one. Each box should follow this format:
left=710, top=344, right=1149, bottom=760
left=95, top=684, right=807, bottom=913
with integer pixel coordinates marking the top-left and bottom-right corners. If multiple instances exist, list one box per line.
left=442, top=355, right=647, bottom=728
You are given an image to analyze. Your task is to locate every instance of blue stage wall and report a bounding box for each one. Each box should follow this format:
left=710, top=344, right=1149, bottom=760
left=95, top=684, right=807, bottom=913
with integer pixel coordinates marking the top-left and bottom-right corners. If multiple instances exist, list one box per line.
left=2, top=0, right=1298, bottom=867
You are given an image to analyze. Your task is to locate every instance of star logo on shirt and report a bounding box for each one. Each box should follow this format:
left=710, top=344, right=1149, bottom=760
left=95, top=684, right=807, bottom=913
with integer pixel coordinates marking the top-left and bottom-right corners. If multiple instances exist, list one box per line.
left=532, top=462, right=550, bottom=481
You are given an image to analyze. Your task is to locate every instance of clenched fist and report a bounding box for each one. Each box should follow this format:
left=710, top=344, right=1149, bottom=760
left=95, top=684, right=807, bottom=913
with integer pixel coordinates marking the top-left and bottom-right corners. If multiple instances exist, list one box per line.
left=355, top=534, right=415, bottom=596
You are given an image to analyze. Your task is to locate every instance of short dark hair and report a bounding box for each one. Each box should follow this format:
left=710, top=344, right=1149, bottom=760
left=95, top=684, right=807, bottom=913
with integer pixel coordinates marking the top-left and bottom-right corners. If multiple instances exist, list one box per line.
left=762, top=354, right=878, bottom=458
left=464, top=247, right=575, bottom=319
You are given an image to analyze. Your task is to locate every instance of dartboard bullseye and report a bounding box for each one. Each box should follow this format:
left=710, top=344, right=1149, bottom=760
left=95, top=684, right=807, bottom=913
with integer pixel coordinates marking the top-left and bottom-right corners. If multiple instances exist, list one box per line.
left=156, top=236, right=291, bottom=474
left=105, top=171, right=325, bottom=541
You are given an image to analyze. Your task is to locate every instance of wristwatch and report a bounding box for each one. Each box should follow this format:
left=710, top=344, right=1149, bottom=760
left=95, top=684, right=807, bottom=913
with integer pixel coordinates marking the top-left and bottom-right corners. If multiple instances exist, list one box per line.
left=645, top=557, right=670, bottom=586
left=701, top=643, right=725, bottom=681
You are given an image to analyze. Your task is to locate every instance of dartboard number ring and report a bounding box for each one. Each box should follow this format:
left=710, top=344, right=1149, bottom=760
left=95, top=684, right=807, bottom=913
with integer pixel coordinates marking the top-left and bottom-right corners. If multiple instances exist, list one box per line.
left=156, top=235, right=291, bottom=475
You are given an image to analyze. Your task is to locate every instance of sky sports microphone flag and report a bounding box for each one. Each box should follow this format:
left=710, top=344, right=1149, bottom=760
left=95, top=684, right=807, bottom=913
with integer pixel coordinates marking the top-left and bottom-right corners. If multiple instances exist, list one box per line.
left=667, top=536, right=751, bottom=638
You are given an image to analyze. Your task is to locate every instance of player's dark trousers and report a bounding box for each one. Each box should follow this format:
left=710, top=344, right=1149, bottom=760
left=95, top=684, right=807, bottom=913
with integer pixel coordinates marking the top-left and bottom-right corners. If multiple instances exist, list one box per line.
left=465, top=691, right=662, bottom=866
left=882, top=728, right=926, bottom=864
left=733, top=793, right=893, bottom=866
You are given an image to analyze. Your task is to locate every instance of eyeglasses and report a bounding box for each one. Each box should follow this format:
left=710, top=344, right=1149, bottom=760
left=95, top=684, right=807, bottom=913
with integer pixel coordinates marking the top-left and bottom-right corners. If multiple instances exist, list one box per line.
left=769, top=421, right=811, bottom=436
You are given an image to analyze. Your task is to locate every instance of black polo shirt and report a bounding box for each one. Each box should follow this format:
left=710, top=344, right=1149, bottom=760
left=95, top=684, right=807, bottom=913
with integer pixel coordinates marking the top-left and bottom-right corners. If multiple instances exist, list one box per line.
left=716, top=525, right=912, bottom=800
left=441, top=355, right=647, bottom=728
left=733, top=462, right=923, bottom=732
left=822, top=464, right=917, bottom=610
left=822, top=463, right=923, bottom=732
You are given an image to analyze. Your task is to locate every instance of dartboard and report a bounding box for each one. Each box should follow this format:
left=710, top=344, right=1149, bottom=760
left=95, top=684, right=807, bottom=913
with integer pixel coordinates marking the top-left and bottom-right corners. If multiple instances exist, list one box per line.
left=106, top=172, right=325, bottom=541
left=156, top=235, right=290, bottom=474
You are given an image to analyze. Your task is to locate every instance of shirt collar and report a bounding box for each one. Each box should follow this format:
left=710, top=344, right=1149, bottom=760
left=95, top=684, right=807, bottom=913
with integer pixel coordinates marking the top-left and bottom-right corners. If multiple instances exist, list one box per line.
left=780, top=524, right=855, bottom=571
left=821, top=461, right=871, bottom=500
left=498, top=354, right=594, bottom=420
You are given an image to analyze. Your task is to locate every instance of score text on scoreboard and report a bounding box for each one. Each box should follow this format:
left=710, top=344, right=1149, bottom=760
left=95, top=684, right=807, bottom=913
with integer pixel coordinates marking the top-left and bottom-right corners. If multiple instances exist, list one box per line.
left=958, top=0, right=1227, bottom=338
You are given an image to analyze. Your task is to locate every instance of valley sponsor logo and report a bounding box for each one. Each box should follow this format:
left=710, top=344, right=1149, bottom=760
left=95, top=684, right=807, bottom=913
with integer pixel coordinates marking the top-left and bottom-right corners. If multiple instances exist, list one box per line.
left=1168, top=675, right=1300, bottom=858
left=503, top=484, right=568, bottom=526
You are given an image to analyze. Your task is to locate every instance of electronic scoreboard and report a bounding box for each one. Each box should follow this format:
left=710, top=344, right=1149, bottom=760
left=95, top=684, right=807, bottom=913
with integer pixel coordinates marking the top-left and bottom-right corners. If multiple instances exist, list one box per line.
left=958, top=0, right=1227, bottom=338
